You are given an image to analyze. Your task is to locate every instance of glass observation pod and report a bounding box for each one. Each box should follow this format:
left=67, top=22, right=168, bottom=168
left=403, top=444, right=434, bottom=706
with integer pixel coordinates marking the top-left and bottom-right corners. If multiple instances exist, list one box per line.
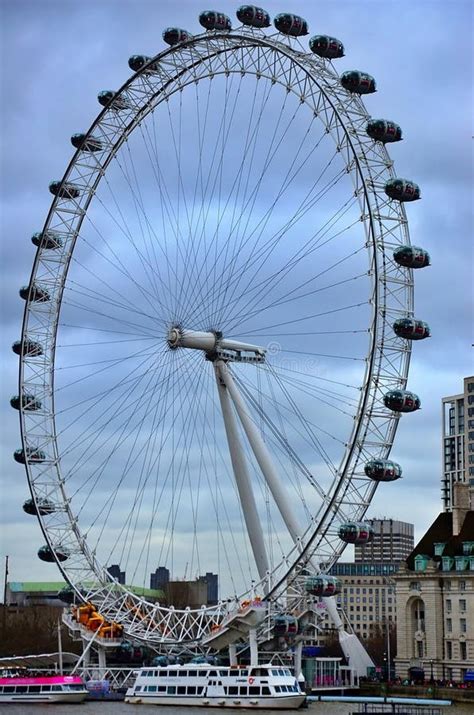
left=12, top=339, right=43, bottom=357
left=128, top=55, right=160, bottom=73
left=199, top=11, right=232, bottom=31
left=70, top=133, right=103, bottom=152
left=38, top=545, right=69, bottom=563
left=309, top=35, right=344, bottom=59
left=305, top=575, right=342, bottom=597
left=19, top=284, right=50, bottom=302
left=97, top=90, right=130, bottom=110
left=385, top=178, right=420, bottom=202
left=340, top=70, right=376, bottom=94
left=49, top=181, right=81, bottom=200
left=273, top=614, right=298, bottom=636
left=23, top=498, right=55, bottom=516
left=31, top=230, right=63, bottom=250
left=384, top=389, right=421, bottom=413
left=364, top=459, right=402, bottom=482
left=10, top=394, right=42, bottom=411
left=393, top=245, right=430, bottom=269
left=393, top=318, right=431, bottom=340
left=236, top=6, right=271, bottom=28
left=13, top=447, right=46, bottom=464
left=338, top=521, right=374, bottom=545
left=162, top=28, right=193, bottom=45
left=274, top=13, right=308, bottom=36
left=366, top=119, right=402, bottom=143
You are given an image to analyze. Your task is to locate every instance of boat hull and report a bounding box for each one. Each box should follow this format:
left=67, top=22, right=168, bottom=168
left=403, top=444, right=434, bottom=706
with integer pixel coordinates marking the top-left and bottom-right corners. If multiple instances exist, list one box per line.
left=0, top=691, right=88, bottom=704
left=125, top=693, right=306, bottom=708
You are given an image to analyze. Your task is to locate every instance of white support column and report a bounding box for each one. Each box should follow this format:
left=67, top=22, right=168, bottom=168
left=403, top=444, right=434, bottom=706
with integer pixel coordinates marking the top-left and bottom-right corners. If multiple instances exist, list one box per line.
left=214, top=362, right=269, bottom=582
left=229, top=643, right=238, bottom=667
left=294, top=640, right=303, bottom=683
left=217, top=362, right=302, bottom=543
left=98, top=646, right=107, bottom=678
left=249, top=627, right=259, bottom=666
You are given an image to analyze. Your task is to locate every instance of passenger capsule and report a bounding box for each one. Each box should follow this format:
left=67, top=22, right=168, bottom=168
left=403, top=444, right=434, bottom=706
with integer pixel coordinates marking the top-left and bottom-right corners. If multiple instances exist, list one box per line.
left=393, top=318, right=431, bottom=341
left=364, top=459, right=402, bottom=482
left=98, top=90, right=130, bottom=110
left=71, top=133, right=103, bottom=152
left=19, top=284, right=50, bottom=302
left=38, top=545, right=69, bottom=563
left=384, top=389, right=421, bottom=413
left=14, top=447, right=46, bottom=464
left=385, top=178, right=420, bottom=202
left=309, top=35, right=344, bottom=59
left=393, top=245, right=430, bottom=269
left=23, top=498, right=55, bottom=516
left=163, top=27, right=193, bottom=45
left=274, top=13, right=308, bottom=36
left=49, top=181, right=80, bottom=200
left=31, top=231, right=63, bottom=250
left=340, top=70, right=376, bottom=95
left=128, top=55, right=159, bottom=73
left=273, top=614, right=298, bottom=636
left=366, top=119, right=402, bottom=143
left=305, top=575, right=341, bottom=597
left=236, top=6, right=271, bottom=28
left=338, top=522, right=374, bottom=545
left=12, top=339, right=43, bottom=357
left=10, top=394, right=42, bottom=411
left=199, top=11, right=232, bottom=31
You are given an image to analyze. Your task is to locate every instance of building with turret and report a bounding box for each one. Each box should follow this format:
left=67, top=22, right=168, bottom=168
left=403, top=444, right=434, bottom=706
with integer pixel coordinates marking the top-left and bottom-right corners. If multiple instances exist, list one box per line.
left=394, top=482, right=474, bottom=682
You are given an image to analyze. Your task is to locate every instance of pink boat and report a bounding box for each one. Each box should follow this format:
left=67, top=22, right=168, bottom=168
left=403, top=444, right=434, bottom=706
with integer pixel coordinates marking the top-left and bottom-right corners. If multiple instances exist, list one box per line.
left=0, top=674, right=88, bottom=704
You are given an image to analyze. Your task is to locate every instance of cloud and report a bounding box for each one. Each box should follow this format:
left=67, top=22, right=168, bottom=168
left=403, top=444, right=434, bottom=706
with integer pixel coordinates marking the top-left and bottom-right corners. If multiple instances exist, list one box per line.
left=1, top=1, right=472, bottom=602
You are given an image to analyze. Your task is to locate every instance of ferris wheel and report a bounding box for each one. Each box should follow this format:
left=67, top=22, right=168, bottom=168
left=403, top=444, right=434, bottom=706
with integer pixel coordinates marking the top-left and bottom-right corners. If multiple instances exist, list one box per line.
left=13, top=6, right=430, bottom=653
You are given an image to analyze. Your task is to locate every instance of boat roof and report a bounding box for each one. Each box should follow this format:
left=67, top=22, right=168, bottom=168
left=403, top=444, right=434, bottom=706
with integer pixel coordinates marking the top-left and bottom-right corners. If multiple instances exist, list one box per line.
left=0, top=652, right=80, bottom=669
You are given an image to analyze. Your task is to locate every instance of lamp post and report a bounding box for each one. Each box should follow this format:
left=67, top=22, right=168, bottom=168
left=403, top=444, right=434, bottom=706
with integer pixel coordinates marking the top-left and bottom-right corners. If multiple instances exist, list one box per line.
left=429, top=658, right=434, bottom=684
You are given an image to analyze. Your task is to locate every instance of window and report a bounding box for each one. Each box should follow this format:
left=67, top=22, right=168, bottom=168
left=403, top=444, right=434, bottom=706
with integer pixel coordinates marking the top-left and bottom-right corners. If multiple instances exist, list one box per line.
left=446, top=599, right=452, bottom=613
left=460, top=642, right=467, bottom=660
left=249, top=687, right=260, bottom=695
left=445, top=580, right=451, bottom=590
left=459, top=580, right=466, bottom=591
left=446, top=641, right=452, bottom=659
left=228, top=686, right=238, bottom=695
left=167, top=686, right=176, bottom=695
left=459, top=599, right=466, bottom=612
left=446, top=618, right=452, bottom=632
left=177, top=686, right=186, bottom=695
left=460, top=618, right=467, bottom=633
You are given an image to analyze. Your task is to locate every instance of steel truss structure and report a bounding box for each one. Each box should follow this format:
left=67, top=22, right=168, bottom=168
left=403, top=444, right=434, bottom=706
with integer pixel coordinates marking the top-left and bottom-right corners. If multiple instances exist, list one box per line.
left=18, top=22, right=415, bottom=646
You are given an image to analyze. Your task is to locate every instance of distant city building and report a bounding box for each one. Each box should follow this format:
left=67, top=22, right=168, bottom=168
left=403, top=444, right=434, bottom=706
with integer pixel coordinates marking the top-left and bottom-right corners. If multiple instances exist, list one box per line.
left=394, top=482, right=474, bottom=682
left=319, top=519, right=414, bottom=642
left=5, top=581, right=164, bottom=606
left=150, top=566, right=170, bottom=591
left=327, top=562, right=398, bottom=642
left=355, top=519, right=414, bottom=563
left=107, top=564, right=125, bottom=585
left=442, top=375, right=474, bottom=511
left=198, top=572, right=218, bottom=605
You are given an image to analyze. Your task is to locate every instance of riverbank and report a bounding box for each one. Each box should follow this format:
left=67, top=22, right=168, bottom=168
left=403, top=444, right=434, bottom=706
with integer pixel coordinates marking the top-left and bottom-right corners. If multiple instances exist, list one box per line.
left=359, top=682, right=474, bottom=704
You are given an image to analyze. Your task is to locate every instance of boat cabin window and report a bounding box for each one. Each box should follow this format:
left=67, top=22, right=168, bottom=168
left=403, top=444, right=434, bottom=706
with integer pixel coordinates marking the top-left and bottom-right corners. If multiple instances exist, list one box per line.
left=177, top=686, right=186, bottom=695
left=262, top=686, right=271, bottom=695
left=249, top=686, right=260, bottom=695
left=229, top=669, right=240, bottom=676
left=187, top=670, right=197, bottom=677
left=208, top=670, right=217, bottom=676
left=167, top=686, right=176, bottom=694
left=168, top=670, right=178, bottom=677
left=29, top=686, right=41, bottom=693
left=16, top=686, right=27, bottom=693
left=187, top=686, right=196, bottom=695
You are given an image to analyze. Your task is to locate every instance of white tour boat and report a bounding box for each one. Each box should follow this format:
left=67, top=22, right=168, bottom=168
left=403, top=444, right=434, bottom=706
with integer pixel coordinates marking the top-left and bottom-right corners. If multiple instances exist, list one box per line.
left=125, top=663, right=306, bottom=709
left=0, top=675, right=89, bottom=704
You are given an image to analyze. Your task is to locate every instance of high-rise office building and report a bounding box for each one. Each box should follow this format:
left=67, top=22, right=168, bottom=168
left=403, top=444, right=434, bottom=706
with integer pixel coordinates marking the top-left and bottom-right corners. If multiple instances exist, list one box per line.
left=442, top=376, right=474, bottom=511
left=107, top=564, right=126, bottom=584
left=150, top=566, right=170, bottom=591
left=198, top=572, right=218, bottom=605
left=355, top=519, right=414, bottom=563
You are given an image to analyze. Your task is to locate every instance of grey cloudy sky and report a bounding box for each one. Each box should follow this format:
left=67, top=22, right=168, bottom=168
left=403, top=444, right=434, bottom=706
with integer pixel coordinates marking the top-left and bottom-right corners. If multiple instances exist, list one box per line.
left=1, top=0, right=472, bottom=595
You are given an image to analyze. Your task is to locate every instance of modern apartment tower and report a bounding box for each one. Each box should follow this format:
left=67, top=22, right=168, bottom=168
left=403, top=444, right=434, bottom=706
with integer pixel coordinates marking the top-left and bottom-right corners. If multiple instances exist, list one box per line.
left=355, top=518, right=414, bottom=563
left=442, top=376, right=474, bottom=511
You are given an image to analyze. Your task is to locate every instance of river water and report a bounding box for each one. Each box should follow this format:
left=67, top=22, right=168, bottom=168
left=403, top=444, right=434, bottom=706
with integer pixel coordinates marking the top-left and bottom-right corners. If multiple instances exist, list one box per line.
left=1, top=702, right=473, bottom=715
